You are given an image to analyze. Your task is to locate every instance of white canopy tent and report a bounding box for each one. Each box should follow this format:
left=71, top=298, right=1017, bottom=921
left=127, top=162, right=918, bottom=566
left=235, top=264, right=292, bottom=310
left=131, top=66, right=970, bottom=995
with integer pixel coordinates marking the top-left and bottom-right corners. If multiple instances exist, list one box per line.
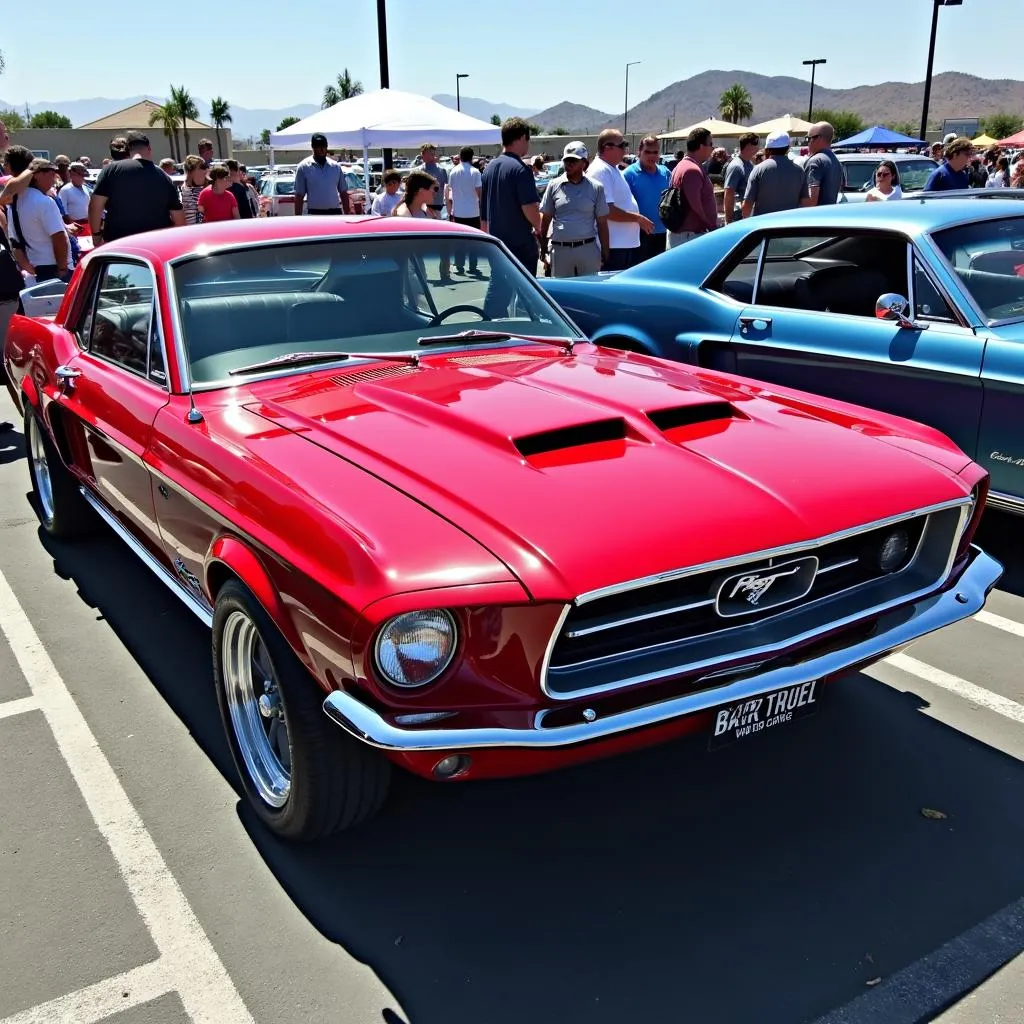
left=269, top=88, right=503, bottom=193
left=748, top=114, right=814, bottom=137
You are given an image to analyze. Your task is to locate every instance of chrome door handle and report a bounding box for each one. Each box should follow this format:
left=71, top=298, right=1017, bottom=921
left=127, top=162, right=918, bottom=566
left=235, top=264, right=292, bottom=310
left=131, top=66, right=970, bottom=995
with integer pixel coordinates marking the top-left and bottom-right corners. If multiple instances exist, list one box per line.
left=55, top=365, right=82, bottom=392
left=739, top=316, right=772, bottom=331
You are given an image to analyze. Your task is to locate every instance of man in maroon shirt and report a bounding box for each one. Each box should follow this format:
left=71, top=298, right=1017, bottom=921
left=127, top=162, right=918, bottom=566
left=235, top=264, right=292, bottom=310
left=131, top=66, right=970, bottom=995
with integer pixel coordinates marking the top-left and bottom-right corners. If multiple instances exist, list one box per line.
left=667, top=127, right=718, bottom=249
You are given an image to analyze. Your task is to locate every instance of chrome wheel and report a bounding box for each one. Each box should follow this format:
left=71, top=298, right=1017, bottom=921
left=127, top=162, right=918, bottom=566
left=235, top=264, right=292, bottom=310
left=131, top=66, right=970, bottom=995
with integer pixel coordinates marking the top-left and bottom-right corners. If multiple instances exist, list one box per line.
left=221, top=610, right=291, bottom=808
left=28, top=414, right=55, bottom=524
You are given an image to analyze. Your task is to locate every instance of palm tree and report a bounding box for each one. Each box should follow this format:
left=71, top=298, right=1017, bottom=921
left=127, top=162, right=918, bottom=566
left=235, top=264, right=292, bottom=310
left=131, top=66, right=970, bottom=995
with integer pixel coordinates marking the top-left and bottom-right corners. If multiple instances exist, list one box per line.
left=169, top=85, right=199, bottom=156
left=719, top=83, right=754, bottom=125
left=149, top=103, right=181, bottom=161
left=209, top=97, right=232, bottom=157
left=322, top=69, right=363, bottom=109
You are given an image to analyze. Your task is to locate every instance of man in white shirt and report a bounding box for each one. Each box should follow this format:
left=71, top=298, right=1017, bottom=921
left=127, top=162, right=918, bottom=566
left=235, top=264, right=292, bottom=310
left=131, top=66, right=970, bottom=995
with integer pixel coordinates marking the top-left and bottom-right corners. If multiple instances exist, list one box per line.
left=586, top=129, right=653, bottom=270
left=446, top=146, right=483, bottom=274
left=58, top=162, right=91, bottom=224
left=8, top=158, right=71, bottom=283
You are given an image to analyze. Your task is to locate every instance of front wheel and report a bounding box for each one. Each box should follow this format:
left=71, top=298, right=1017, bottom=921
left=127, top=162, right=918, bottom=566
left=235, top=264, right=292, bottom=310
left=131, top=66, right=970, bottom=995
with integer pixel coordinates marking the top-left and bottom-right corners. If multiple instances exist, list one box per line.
left=212, top=579, right=391, bottom=840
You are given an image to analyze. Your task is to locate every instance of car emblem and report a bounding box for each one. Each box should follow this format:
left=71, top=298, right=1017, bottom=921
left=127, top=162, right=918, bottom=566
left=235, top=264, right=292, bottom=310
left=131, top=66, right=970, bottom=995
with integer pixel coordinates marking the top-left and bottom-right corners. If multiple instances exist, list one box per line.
left=715, top=556, right=819, bottom=618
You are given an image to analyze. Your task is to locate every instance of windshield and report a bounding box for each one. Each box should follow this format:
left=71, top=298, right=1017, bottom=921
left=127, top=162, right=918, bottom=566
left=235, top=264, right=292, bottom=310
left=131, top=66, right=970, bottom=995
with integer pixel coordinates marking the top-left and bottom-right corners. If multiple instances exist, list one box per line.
left=172, top=236, right=580, bottom=385
left=932, top=216, right=1024, bottom=322
left=843, top=159, right=936, bottom=192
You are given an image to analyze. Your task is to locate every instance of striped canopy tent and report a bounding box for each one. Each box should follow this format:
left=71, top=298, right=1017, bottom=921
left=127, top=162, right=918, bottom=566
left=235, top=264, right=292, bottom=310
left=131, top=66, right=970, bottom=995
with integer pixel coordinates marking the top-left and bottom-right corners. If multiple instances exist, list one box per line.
left=658, top=117, right=753, bottom=140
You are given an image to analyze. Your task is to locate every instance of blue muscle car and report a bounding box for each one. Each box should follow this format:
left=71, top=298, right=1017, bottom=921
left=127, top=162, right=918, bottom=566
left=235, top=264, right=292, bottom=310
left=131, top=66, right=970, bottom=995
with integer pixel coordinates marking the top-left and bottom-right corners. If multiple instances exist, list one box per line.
left=542, top=199, right=1024, bottom=514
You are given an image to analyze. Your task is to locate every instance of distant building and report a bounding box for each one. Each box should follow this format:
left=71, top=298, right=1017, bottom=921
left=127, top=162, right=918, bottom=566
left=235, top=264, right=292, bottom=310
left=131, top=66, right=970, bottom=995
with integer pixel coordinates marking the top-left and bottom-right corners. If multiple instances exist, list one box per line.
left=8, top=99, right=231, bottom=165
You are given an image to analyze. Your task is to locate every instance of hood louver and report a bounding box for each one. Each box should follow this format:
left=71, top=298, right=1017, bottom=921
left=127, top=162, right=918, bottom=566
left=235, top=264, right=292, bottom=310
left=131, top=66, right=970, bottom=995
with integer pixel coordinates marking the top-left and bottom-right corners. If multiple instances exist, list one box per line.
left=515, top=418, right=627, bottom=458
left=330, top=365, right=420, bottom=388
left=647, top=401, right=738, bottom=432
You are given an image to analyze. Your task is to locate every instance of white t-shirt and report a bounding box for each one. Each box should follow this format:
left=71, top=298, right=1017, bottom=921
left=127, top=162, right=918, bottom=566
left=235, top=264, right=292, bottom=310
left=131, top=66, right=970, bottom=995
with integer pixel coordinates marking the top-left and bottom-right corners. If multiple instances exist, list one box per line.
left=58, top=182, right=90, bottom=220
left=447, top=162, right=482, bottom=218
left=866, top=185, right=903, bottom=202
left=371, top=190, right=401, bottom=216
left=586, top=157, right=640, bottom=249
left=9, top=187, right=70, bottom=270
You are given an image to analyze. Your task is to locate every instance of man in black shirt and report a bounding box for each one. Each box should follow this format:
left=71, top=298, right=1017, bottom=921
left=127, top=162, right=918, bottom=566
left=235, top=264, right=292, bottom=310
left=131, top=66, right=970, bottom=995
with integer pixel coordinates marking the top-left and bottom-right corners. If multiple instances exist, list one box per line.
left=88, top=131, right=184, bottom=245
left=226, top=160, right=254, bottom=219
left=480, top=117, right=541, bottom=274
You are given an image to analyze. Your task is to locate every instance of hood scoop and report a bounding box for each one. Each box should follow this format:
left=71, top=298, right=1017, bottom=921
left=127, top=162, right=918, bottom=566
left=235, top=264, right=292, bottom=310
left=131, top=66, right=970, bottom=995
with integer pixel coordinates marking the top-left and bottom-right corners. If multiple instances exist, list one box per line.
left=647, top=401, right=740, bottom=433
left=515, top=418, right=627, bottom=458
left=330, top=365, right=421, bottom=388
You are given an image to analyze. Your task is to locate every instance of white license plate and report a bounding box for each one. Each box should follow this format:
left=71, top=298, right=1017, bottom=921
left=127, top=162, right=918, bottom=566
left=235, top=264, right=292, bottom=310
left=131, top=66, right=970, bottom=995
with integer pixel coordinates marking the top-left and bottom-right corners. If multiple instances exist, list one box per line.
left=709, top=680, right=820, bottom=749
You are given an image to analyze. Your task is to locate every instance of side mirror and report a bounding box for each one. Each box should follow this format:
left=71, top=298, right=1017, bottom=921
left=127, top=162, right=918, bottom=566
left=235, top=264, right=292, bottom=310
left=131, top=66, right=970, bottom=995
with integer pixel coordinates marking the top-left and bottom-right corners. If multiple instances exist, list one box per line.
left=875, top=292, right=916, bottom=329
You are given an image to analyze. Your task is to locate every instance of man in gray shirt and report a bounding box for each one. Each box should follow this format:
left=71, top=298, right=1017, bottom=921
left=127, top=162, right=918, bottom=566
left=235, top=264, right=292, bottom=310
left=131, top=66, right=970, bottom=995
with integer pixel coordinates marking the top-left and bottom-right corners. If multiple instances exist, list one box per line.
left=538, top=141, right=610, bottom=277
left=723, top=132, right=759, bottom=224
left=800, top=121, right=844, bottom=207
left=742, top=131, right=805, bottom=217
left=293, top=133, right=350, bottom=216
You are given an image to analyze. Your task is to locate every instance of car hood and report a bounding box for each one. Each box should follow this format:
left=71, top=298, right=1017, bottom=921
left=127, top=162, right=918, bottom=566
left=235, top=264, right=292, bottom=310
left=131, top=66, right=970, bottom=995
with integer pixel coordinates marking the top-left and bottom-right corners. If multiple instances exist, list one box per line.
left=243, top=345, right=971, bottom=601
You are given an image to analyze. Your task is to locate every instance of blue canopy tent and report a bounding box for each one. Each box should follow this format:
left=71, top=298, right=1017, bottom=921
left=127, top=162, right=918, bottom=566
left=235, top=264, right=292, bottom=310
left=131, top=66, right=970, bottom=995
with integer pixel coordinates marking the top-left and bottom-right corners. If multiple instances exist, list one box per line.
left=834, top=125, right=928, bottom=148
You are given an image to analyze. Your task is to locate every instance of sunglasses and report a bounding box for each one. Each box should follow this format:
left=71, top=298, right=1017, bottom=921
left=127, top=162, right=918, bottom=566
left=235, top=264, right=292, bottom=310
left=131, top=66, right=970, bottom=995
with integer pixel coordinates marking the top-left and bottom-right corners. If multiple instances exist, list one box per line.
left=605, top=140, right=627, bottom=149
left=876, top=170, right=891, bottom=177
left=807, top=134, right=821, bottom=142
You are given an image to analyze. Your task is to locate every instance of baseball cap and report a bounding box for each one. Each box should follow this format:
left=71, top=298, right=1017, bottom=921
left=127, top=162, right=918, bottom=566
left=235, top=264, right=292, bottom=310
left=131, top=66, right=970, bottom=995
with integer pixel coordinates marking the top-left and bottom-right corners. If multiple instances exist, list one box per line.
left=29, top=158, right=58, bottom=173
left=562, top=140, right=588, bottom=161
left=311, top=132, right=328, bottom=147
left=69, top=161, right=88, bottom=175
left=766, top=130, right=791, bottom=149
left=942, top=132, right=958, bottom=146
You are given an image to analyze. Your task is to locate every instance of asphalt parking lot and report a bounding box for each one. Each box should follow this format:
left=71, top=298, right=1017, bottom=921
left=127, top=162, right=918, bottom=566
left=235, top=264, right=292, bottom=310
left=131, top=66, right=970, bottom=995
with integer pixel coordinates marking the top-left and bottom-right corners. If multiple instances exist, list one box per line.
left=1, top=389, right=1023, bottom=1024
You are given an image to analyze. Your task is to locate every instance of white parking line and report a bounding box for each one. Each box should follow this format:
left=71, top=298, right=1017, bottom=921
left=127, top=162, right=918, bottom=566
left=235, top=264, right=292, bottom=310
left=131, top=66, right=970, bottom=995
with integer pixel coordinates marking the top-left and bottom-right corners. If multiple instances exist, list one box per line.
left=0, top=961, right=171, bottom=1024
left=885, top=653, right=1024, bottom=725
left=0, top=696, right=39, bottom=720
left=0, top=566, right=254, bottom=1024
left=974, top=609, right=1024, bottom=640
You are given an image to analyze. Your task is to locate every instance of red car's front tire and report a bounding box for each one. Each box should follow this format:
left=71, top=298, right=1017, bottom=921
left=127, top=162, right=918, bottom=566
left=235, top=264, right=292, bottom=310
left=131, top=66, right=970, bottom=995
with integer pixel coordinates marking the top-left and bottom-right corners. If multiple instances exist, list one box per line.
left=24, top=404, right=95, bottom=540
left=212, top=579, right=391, bottom=841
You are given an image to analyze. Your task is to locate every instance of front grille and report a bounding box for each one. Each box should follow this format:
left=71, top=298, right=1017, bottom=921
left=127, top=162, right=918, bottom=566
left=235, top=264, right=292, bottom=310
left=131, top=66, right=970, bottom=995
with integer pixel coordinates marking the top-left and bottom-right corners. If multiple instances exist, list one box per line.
left=545, top=502, right=968, bottom=699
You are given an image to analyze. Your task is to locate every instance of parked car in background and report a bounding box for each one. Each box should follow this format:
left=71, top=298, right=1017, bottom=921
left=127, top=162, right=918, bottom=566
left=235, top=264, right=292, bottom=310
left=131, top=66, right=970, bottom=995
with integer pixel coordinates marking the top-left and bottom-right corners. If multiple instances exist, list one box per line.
left=260, top=171, right=366, bottom=215
left=3, top=216, right=999, bottom=839
left=542, top=199, right=1024, bottom=514
left=839, top=153, right=938, bottom=202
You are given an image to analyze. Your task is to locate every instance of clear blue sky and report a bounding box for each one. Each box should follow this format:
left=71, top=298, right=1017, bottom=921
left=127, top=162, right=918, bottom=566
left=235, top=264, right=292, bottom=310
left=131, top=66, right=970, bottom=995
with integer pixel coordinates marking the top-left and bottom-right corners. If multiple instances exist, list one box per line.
left=0, top=0, right=1014, bottom=113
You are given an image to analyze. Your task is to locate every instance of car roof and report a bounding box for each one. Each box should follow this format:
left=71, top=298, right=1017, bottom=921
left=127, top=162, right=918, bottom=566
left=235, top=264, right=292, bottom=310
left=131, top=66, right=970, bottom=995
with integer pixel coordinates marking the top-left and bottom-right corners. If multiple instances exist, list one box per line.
left=86, top=216, right=486, bottom=265
left=836, top=152, right=935, bottom=162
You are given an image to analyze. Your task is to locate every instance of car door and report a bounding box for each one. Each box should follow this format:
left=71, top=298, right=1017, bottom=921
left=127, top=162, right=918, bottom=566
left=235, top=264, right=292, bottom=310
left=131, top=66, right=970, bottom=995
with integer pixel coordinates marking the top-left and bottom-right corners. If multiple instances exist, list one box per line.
left=54, top=258, right=170, bottom=557
left=976, top=330, right=1024, bottom=504
left=720, top=231, right=985, bottom=457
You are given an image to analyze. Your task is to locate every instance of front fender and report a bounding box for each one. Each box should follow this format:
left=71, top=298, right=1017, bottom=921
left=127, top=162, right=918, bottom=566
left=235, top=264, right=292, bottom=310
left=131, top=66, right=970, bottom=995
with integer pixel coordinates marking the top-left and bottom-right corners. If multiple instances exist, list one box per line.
left=590, top=325, right=659, bottom=355
left=206, top=536, right=302, bottom=651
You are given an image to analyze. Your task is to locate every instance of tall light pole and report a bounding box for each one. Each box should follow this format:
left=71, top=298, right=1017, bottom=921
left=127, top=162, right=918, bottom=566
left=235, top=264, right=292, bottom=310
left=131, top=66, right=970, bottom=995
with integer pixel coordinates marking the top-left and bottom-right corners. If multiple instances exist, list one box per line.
left=376, top=0, right=392, bottom=171
left=624, top=61, right=641, bottom=139
left=920, top=0, right=964, bottom=143
left=455, top=73, right=469, bottom=112
left=802, top=58, right=827, bottom=122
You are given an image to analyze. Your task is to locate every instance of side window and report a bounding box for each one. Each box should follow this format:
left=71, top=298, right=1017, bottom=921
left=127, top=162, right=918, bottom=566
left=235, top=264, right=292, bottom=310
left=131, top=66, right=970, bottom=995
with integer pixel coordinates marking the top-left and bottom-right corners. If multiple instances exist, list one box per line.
left=708, top=236, right=764, bottom=304
left=75, top=268, right=102, bottom=349
left=88, top=262, right=155, bottom=376
left=913, top=258, right=957, bottom=323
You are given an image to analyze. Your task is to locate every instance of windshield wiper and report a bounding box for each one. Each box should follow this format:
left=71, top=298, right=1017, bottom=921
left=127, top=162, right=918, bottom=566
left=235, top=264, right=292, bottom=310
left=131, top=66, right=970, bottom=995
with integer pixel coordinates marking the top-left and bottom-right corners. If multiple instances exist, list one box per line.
left=416, top=329, right=576, bottom=353
left=229, top=350, right=419, bottom=375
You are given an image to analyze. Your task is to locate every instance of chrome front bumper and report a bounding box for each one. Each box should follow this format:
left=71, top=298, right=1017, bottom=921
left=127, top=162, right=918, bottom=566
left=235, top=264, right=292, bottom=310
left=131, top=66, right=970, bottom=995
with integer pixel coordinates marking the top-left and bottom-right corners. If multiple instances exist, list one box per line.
left=322, top=547, right=1002, bottom=752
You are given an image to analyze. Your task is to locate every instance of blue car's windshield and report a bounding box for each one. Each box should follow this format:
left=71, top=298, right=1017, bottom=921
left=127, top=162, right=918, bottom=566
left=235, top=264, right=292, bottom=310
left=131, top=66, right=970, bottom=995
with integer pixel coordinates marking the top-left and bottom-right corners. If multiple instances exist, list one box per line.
left=932, top=216, right=1024, bottom=323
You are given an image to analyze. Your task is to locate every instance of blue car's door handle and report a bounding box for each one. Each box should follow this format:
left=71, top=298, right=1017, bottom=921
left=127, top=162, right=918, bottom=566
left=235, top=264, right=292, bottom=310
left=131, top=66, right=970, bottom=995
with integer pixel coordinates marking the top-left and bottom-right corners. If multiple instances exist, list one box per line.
left=739, top=316, right=773, bottom=332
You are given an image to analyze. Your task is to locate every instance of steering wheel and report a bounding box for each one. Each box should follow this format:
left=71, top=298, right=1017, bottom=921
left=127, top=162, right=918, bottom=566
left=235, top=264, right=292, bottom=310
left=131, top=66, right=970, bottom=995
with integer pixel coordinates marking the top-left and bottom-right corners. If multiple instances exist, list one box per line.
left=428, top=304, right=487, bottom=327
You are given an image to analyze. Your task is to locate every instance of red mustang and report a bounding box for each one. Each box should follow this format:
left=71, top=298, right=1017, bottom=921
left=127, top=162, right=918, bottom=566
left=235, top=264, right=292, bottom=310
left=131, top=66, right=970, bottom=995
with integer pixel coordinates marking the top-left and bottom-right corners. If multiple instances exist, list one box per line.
left=3, top=217, right=1001, bottom=840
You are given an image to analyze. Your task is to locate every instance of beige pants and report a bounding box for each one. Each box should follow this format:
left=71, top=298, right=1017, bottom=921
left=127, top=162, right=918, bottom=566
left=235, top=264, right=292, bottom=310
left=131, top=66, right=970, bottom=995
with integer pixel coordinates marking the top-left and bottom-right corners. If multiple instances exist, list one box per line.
left=551, top=243, right=601, bottom=278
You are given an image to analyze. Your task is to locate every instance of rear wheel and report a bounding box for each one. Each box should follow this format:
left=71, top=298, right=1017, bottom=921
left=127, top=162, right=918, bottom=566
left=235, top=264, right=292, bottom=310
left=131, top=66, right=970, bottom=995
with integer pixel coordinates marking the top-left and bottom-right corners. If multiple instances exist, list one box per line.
left=212, top=579, right=391, bottom=840
left=24, top=403, right=94, bottom=539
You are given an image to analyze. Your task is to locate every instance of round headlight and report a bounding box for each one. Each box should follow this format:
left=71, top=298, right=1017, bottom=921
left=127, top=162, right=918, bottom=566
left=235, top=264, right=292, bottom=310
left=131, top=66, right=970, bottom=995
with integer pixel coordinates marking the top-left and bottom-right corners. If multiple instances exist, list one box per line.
left=374, top=610, right=458, bottom=689
left=878, top=529, right=910, bottom=574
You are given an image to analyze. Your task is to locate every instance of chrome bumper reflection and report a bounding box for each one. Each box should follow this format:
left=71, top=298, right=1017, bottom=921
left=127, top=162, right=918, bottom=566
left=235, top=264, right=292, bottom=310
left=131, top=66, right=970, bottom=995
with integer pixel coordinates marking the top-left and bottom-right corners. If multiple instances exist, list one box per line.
left=322, top=547, right=1002, bottom=752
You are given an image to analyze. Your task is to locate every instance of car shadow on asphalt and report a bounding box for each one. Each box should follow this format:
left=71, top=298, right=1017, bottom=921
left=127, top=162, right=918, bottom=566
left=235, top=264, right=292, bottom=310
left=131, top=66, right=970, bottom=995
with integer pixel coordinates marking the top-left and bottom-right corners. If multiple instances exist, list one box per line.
left=34, top=507, right=1024, bottom=1024
left=974, top=509, right=1024, bottom=599
left=0, top=426, right=23, bottom=466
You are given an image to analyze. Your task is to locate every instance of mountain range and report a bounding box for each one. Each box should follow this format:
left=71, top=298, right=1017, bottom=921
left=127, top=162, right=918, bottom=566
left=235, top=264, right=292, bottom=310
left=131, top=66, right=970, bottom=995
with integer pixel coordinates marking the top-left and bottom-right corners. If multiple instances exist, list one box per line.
left=3, top=71, right=1022, bottom=141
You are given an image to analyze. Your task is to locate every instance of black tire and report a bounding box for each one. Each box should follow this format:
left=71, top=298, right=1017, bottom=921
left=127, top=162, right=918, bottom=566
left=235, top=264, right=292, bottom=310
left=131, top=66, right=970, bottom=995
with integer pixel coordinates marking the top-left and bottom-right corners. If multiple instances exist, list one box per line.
left=212, top=579, right=391, bottom=840
left=24, top=403, right=95, bottom=540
